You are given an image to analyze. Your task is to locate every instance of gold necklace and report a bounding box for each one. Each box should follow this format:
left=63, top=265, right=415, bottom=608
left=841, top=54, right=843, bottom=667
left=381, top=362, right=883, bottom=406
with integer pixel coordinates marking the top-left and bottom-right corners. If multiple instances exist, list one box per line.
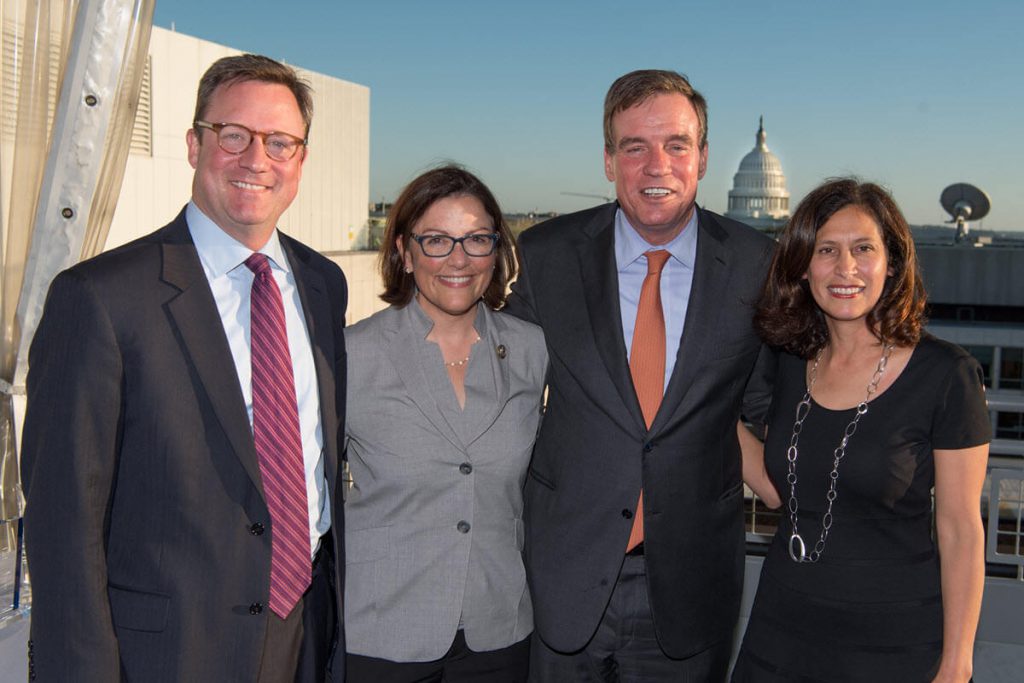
left=445, top=335, right=480, bottom=368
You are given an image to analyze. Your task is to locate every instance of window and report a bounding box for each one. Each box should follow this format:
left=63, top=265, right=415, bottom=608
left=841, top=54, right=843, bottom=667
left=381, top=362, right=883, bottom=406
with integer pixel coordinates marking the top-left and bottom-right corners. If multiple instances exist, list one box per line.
left=964, top=345, right=994, bottom=388
left=130, top=56, right=152, bottom=156
left=1000, top=347, right=1023, bottom=390
left=996, top=412, right=1024, bottom=440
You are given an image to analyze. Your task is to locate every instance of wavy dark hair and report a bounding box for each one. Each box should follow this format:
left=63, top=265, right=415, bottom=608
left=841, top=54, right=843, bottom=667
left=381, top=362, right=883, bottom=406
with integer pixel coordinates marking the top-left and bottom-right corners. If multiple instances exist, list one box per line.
left=379, top=164, right=516, bottom=309
left=755, top=178, right=926, bottom=358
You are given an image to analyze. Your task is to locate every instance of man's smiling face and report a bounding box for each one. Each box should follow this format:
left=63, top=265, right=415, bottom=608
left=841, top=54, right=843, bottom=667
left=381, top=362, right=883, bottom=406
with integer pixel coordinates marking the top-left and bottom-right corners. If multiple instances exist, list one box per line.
left=604, top=93, right=708, bottom=245
left=187, top=80, right=307, bottom=250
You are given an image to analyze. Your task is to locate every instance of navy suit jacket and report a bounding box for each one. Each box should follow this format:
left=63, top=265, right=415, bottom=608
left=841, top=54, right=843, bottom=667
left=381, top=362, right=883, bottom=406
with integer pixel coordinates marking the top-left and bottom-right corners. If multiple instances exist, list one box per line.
left=21, top=209, right=347, bottom=681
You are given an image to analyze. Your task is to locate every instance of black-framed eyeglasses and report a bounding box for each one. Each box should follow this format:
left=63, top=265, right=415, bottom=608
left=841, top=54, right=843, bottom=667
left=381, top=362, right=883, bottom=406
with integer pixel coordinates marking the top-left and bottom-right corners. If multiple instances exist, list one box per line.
left=410, top=232, right=500, bottom=257
left=193, top=120, right=307, bottom=162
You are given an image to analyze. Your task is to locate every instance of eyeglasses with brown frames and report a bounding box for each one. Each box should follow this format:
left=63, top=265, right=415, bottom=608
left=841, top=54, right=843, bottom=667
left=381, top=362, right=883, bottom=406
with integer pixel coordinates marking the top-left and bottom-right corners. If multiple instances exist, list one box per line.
left=193, top=120, right=307, bottom=162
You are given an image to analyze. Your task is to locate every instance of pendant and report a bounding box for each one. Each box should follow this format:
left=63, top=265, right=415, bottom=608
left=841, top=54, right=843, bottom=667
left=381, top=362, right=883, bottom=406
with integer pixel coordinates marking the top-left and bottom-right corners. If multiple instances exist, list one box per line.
left=788, top=532, right=807, bottom=563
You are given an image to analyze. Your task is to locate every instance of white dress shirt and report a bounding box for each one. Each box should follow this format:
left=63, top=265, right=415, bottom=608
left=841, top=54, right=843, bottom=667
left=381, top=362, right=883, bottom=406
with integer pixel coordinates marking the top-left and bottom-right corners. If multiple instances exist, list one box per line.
left=186, top=202, right=329, bottom=558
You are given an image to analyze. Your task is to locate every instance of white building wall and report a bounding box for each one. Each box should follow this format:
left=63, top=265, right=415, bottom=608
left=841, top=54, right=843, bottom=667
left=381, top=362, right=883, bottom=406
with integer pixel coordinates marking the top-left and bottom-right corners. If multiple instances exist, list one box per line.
left=329, top=251, right=387, bottom=326
left=2, top=22, right=381, bottom=326
left=106, top=27, right=370, bottom=254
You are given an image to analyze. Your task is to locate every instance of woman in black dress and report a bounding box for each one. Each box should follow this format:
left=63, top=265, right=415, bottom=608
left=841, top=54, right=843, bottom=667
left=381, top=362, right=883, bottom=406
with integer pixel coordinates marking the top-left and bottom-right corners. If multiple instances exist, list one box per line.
left=734, top=178, right=989, bottom=682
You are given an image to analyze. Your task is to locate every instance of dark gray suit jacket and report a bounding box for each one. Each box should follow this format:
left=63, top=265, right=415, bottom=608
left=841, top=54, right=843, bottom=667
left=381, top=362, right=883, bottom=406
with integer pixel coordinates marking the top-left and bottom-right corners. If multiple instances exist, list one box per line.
left=504, top=203, right=774, bottom=658
left=21, top=209, right=348, bottom=681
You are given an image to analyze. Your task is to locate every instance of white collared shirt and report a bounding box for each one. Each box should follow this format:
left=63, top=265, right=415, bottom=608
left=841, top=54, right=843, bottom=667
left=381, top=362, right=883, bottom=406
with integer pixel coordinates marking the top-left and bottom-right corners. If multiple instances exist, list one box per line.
left=615, top=208, right=699, bottom=393
left=186, top=202, right=329, bottom=558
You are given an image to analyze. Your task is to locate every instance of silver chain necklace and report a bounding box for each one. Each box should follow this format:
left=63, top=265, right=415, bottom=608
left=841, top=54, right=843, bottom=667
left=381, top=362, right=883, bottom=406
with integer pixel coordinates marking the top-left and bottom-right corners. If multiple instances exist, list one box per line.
left=786, top=343, right=894, bottom=563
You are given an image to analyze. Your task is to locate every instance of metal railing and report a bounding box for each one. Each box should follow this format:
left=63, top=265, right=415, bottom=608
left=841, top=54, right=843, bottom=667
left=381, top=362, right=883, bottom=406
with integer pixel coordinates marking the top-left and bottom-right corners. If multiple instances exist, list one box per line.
left=743, top=488, right=780, bottom=549
left=987, top=468, right=1024, bottom=580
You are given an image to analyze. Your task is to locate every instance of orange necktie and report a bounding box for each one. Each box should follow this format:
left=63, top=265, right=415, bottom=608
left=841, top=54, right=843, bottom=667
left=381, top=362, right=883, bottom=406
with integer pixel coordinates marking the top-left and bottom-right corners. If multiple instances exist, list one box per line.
left=626, top=250, right=670, bottom=552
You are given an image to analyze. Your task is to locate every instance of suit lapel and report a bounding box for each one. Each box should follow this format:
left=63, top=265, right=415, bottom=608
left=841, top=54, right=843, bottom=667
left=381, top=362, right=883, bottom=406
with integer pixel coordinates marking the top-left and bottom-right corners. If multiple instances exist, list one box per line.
left=282, top=237, right=340, bottom=489
left=652, top=209, right=731, bottom=433
left=450, top=304, right=509, bottom=447
left=384, top=305, right=466, bottom=451
left=160, top=216, right=264, bottom=494
left=580, top=210, right=647, bottom=434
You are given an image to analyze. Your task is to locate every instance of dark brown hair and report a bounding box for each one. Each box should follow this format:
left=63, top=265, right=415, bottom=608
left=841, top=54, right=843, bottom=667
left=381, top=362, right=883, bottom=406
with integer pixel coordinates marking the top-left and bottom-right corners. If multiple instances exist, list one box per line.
left=193, top=54, right=313, bottom=138
left=604, top=70, right=708, bottom=152
left=755, top=178, right=926, bottom=358
left=379, top=165, right=516, bottom=309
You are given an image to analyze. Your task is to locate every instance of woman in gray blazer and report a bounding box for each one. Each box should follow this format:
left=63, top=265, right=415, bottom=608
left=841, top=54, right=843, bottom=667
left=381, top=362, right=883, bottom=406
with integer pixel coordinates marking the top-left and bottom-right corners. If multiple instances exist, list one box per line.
left=344, top=166, right=547, bottom=682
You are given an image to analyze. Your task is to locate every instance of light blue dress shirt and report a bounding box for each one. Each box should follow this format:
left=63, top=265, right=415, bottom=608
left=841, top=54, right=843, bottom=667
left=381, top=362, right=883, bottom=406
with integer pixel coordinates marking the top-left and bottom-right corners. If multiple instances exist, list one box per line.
left=615, top=208, right=698, bottom=393
left=186, top=202, right=329, bottom=558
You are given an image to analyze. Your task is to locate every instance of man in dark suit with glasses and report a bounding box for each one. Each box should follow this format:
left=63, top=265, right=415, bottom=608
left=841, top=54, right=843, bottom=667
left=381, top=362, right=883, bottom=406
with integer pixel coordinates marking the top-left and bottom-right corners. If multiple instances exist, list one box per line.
left=22, top=54, right=347, bottom=682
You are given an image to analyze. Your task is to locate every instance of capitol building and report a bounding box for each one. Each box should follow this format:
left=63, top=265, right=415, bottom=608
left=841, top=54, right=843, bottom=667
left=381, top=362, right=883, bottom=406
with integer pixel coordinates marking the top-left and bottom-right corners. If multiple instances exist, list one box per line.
left=725, top=117, right=790, bottom=233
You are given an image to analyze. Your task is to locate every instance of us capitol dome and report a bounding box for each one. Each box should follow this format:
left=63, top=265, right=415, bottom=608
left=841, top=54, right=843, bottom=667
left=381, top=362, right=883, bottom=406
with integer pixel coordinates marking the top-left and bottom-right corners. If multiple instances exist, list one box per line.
left=725, top=116, right=790, bottom=233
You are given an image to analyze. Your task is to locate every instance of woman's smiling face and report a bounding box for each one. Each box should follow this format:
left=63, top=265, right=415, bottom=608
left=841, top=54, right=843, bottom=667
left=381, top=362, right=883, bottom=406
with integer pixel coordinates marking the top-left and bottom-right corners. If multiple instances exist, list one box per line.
left=400, top=194, right=497, bottom=323
left=805, top=205, right=893, bottom=331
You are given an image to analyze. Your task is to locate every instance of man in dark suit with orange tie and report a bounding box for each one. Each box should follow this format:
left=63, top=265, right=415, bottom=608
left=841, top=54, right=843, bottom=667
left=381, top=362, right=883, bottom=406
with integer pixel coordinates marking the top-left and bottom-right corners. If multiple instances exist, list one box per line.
left=505, top=70, right=775, bottom=681
left=21, top=54, right=347, bottom=682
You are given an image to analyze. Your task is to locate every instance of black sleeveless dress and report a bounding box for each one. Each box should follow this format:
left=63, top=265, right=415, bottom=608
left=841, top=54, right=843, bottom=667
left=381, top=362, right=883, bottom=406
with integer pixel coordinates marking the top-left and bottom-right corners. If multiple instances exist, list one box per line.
left=732, top=336, right=990, bottom=682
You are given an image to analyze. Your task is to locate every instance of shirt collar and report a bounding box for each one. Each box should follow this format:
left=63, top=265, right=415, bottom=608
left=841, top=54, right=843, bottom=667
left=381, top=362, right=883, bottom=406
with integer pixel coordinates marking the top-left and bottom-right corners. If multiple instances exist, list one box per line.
left=405, top=296, right=487, bottom=340
left=186, top=201, right=291, bottom=278
left=614, top=206, right=699, bottom=272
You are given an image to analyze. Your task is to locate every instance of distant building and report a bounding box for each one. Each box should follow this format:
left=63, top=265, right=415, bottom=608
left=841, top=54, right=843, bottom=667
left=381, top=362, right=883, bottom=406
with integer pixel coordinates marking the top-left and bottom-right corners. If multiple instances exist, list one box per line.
left=726, top=117, right=790, bottom=233
left=917, top=238, right=1024, bottom=464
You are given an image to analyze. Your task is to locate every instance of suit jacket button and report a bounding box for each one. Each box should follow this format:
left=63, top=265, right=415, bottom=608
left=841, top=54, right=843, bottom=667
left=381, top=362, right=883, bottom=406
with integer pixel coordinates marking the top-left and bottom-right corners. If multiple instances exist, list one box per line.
left=250, top=522, right=265, bottom=536
left=643, top=442, right=655, bottom=453
left=457, top=520, right=471, bottom=533
left=459, top=462, right=473, bottom=475
left=621, top=509, right=633, bottom=519
left=249, top=602, right=263, bottom=615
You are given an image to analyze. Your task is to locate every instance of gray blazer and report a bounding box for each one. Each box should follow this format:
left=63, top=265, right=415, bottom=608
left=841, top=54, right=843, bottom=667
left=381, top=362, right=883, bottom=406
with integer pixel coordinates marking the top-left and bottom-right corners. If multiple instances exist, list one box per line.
left=343, top=300, right=547, bottom=661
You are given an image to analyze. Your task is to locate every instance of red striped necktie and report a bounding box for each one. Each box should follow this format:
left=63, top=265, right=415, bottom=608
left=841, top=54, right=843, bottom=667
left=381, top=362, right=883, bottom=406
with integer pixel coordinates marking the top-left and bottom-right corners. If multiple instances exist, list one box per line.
left=245, top=253, right=310, bottom=618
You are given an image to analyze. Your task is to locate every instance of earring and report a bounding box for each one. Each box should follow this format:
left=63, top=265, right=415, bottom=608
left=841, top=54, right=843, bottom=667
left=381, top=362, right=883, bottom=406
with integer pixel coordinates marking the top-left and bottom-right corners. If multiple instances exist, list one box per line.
left=404, top=266, right=413, bottom=274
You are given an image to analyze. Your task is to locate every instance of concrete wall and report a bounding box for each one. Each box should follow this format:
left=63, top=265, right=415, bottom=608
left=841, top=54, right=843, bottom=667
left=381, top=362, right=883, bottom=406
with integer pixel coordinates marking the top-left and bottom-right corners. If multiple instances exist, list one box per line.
left=326, top=250, right=387, bottom=326
left=918, top=245, right=1024, bottom=307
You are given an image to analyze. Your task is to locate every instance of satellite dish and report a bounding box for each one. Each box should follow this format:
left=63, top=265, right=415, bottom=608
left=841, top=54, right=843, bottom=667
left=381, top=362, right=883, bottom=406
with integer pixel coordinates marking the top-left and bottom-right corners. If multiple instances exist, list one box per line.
left=940, top=183, right=990, bottom=243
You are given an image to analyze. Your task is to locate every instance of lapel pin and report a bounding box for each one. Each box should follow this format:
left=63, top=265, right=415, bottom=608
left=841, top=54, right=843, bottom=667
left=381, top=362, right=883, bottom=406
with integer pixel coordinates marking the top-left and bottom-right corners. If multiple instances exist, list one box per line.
left=495, top=344, right=507, bottom=359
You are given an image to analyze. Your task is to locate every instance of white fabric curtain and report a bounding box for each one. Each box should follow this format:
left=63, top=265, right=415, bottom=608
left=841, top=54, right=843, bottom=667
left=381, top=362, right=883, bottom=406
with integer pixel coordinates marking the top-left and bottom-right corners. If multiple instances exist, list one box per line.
left=0, top=0, right=154, bottom=622
left=80, top=0, right=153, bottom=259
left=0, top=0, right=78, bottom=578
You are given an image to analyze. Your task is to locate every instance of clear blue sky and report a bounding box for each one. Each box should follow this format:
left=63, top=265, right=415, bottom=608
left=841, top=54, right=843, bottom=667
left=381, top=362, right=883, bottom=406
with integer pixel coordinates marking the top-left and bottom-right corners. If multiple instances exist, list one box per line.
left=154, top=0, right=1022, bottom=230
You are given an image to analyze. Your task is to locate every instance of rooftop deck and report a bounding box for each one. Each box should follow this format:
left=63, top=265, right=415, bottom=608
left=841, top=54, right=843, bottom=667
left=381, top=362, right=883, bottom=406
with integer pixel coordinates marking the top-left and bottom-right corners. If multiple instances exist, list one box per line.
left=2, top=472, right=1022, bottom=682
